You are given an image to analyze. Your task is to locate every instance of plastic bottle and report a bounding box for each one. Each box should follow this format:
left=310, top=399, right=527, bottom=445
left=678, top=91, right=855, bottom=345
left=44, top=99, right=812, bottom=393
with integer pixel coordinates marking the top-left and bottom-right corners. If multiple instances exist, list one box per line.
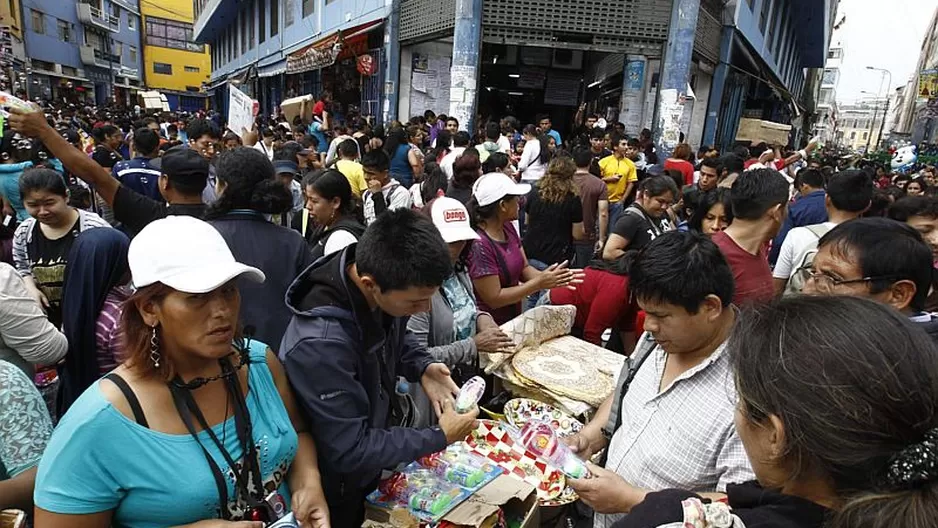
left=421, top=449, right=488, bottom=487
left=516, top=420, right=591, bottom=479
left=454, top=376, right=486, bottom=413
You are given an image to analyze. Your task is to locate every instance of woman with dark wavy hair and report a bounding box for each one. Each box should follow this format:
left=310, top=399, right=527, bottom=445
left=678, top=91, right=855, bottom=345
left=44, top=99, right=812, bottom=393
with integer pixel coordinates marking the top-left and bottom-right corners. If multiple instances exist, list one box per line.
left=605, top=295, right=938, bottom=528
left=206, top=147, right=315, bottom=351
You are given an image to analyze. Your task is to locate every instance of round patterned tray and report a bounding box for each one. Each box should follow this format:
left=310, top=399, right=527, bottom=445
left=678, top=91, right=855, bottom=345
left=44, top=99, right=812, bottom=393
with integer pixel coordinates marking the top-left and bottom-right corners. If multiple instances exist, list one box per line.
left=503, top=398, right=585, bottom=438
left=464, top=420, right=577, bottom=506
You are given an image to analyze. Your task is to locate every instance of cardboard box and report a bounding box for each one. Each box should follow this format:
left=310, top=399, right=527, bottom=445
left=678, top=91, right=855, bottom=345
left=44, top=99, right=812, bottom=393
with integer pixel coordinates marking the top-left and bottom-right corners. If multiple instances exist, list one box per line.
left=735, top=117, right=792, bottom=147
left=364, top=475, right=539, bottom=528
left=280, top=95, right=314, bottom=124
left=442, top=475, right=539, bottom=528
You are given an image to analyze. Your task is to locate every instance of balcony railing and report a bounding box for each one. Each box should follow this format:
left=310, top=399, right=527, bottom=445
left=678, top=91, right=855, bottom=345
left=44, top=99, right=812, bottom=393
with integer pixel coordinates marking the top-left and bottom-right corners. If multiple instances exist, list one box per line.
left=80, top=45, right=121, bottom=68
left=77, top=4, right=120, bottom=33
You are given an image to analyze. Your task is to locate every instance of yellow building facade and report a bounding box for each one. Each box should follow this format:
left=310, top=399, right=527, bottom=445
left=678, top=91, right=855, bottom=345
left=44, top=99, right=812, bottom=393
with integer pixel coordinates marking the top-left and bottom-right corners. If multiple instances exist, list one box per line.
left=140, top=0, right=210, bottom=110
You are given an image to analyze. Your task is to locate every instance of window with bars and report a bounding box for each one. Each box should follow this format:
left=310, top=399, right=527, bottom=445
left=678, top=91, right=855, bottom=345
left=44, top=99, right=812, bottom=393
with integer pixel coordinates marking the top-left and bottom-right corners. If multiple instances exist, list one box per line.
left=145, top=16, right=205, bottom=53
left=259, top=0, right=266, bottom=44
left=759, top=0, right=772, bottom=35
left=57, top=19, right=70, bottom=42
left=185, top=66, right=200, bottom=72
left=270, top=0, right=278, bottom=36
left=248, top=3, right=255, bottom=49
left=284, top=0, right=295, bottom=27
left=30, top=9, right=43, bottom=34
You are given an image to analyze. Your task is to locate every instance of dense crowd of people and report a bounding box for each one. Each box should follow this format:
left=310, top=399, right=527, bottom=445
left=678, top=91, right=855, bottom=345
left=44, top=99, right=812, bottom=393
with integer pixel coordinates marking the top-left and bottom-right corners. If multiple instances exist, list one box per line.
left=0, top=96, right=935, bottom=528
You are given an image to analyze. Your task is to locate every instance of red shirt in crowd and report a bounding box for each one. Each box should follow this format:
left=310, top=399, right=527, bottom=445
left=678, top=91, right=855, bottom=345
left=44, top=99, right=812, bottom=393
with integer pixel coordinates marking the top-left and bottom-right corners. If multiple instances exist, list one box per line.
left=711, top=231, right=774, bottom=305
left=549, top=267, right=631, bottom=345
left=664, top=159, right=695, bottom=186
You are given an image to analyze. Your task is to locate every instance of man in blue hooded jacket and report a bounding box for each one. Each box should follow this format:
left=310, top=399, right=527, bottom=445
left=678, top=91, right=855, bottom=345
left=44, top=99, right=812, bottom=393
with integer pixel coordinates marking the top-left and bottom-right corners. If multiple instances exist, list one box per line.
left=279, top=208, right=479, bottom=527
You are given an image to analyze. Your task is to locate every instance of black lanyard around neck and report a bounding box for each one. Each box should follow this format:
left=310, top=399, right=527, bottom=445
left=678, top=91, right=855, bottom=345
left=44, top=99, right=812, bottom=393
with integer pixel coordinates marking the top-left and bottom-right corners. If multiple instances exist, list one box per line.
left=169, top=358, right=264, bottom=520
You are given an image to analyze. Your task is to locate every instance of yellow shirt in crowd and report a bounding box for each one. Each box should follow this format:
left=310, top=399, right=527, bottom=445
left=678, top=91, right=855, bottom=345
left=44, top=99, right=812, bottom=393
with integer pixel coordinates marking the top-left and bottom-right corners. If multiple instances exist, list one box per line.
left=335, top=159, right=370, bottom=199
left=598, top=155, right=638, bottom=203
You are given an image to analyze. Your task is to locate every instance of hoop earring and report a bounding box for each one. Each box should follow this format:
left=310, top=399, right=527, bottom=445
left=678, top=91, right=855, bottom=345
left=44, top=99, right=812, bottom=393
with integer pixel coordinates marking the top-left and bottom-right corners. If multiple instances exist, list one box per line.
left=149, top=326, right=161, bottom=368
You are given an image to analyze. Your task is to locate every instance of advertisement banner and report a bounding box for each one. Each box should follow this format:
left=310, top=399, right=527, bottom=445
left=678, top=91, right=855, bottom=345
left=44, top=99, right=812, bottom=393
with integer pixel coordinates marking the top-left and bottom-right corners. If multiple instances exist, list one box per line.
left=619, top=55, right=647, bottom=135
left=919, top=69, right=938, bottom=101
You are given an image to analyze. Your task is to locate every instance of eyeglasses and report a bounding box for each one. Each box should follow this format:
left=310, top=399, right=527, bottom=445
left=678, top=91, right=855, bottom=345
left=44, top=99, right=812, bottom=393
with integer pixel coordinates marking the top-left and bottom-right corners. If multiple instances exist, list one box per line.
left=796, top=267, right=896, bottom=294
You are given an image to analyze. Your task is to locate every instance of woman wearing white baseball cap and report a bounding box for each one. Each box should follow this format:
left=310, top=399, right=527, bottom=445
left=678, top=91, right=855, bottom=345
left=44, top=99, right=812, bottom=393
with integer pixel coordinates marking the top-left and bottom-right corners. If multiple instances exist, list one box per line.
left=466, top=172, right=583, bottom=325
left=35, top=216, right=331, bottom=528
left=407, top=197, right=514, bottom=426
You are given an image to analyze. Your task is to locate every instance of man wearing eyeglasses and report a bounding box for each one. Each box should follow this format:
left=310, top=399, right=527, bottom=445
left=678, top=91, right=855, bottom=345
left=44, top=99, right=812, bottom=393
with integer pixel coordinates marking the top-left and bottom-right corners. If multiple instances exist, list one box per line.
left=773, top=170, right=873, bottom=296
left=801, top=217, right=938, bottom=343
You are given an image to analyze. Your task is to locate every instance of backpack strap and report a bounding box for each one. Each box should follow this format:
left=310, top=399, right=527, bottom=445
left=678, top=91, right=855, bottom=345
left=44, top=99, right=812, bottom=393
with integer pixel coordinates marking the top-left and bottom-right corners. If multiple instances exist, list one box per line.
left=104, top=373, right=149, bottom=428
left=602, top=333, right=657, bottom=440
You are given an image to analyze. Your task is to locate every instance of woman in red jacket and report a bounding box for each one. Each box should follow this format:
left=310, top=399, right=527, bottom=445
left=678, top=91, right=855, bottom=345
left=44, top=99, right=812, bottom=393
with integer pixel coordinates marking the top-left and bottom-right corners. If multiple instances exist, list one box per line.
left=542, top=258, right=633, bottom=346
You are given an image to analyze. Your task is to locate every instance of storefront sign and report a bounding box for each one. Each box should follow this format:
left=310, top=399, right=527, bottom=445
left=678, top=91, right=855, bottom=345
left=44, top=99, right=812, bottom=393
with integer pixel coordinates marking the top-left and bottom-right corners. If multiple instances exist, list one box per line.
left=357, top=54, right=376, bottom=76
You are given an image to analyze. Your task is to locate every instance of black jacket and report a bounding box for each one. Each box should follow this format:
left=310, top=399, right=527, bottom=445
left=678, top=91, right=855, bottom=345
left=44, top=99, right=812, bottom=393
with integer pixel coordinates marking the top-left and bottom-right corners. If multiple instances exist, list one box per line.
left=209, top=210, right=315, bottom=351
left=615, top=481, right=830, bottom=528
left=308, top=217, right=366, bottom=261
left=278, top=246, right=447, bottom=509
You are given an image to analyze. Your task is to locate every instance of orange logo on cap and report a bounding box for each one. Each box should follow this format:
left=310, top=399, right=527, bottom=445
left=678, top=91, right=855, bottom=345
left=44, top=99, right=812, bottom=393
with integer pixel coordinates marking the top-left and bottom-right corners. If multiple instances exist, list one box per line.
left=444, top=209, right=467, bottom=223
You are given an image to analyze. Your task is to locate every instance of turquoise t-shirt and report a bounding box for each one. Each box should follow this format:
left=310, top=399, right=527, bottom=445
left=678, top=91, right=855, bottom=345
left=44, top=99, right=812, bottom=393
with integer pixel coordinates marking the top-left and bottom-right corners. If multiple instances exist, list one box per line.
left=35, top=341, right=298, bottom=527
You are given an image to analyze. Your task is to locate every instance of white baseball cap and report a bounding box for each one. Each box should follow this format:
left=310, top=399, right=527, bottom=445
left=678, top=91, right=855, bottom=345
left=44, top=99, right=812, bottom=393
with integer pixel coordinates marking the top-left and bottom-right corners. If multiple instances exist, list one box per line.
left=129, top=216, right=266, bottom=293
left=472, top=172, right=531, bottom=207
left=430, top=197, right=479, bottom=243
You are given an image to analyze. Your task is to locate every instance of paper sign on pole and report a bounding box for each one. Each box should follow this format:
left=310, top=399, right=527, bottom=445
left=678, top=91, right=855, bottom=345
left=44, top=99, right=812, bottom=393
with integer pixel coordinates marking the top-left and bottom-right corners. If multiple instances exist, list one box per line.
left=227, top=84, right=255, bottom=139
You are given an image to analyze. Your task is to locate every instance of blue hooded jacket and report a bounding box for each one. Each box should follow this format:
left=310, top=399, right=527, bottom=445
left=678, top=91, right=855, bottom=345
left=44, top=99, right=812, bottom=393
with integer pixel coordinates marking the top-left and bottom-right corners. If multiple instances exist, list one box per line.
left=278, top=245, right=447, bottom=503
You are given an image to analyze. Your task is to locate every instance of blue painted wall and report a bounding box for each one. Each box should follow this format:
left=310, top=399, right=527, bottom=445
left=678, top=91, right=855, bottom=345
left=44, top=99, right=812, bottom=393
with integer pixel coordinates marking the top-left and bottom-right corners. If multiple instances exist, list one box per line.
left=733, top=0, right=807, bottom=94
left=22, top=0, right=83, bottom=69
left=112, top=1, right=144, bottom=78
left=197, top=0, right=388, bottom=81
left=22, top=0, right=143, bottom=77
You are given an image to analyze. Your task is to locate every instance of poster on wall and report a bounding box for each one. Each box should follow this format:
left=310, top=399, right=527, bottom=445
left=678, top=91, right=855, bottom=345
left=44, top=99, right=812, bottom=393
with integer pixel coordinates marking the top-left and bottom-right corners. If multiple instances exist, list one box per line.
left=227, top=84, right=254, bottom=138
left=919, top=69, right=938, bottom=101
left=409, top=53, right=451, bottom=116
left=619, top=55, right=646, bottom=134
left=657, top=88, right=684, bottom=152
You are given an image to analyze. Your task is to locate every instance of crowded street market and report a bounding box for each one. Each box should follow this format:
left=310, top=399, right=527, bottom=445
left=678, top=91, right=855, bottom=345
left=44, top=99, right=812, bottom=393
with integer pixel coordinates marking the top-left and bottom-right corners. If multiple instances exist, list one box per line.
left=1, top=0, right=938, bottom=527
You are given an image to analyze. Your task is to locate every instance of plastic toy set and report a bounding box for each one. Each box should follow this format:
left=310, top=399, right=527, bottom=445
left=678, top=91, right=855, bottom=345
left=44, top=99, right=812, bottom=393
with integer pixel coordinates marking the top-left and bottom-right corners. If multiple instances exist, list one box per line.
left=367, top=446, right=503, bottom=522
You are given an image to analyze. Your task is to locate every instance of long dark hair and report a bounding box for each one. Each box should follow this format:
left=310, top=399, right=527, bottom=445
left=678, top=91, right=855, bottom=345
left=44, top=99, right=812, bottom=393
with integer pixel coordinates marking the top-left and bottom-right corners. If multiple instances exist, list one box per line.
left=304, top=169, right=355, bottom=217
left=59, top=228, right=130, bottom=414
left=206, top=147, right=293, bottom=219
left=732, top=296, right=938, bottom=528
left=383, top=126, right=408, bottom=157
left=523, top=124, right=550, bottom=165
left=421, top=162, right=447, bottom=204
left=688, top=188, right=734, bottom=232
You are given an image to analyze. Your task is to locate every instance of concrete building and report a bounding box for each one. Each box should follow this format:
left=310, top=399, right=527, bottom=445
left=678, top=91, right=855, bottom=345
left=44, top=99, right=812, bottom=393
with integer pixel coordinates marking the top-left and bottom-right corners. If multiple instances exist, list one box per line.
left=22, top=0, right=144, bottom=106
left=141, top=0, right=211, bottom=111
left=194, top=0, right=832, bottom=153
left=194, top=0, right=388, bottom=120
left=893, top=6, right=938, bottom=145
left=837, top=100, right=886, bottom=152
left=815, top=10, right=845, bottom=144
left=0, top=0, right=28, bottom=94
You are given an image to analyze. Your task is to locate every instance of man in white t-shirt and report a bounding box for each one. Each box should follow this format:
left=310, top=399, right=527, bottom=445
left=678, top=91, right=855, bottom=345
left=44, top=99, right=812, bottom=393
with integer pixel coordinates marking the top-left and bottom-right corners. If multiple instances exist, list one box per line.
left=440, top=131, right=470, bottom=180
left=772, top=170, right=873, bottom=296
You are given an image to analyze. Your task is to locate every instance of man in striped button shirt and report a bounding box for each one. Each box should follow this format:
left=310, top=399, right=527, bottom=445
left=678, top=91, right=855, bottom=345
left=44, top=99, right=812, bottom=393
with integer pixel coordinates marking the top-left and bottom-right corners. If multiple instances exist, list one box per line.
left=566, top=232, right=754, bottom=527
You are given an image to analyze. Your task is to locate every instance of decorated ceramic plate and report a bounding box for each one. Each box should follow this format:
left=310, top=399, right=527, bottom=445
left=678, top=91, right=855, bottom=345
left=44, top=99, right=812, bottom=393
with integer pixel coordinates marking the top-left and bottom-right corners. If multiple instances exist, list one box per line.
left=503, top=398, right=585, bottom=438
left=464, top=420, right=572, bottom=504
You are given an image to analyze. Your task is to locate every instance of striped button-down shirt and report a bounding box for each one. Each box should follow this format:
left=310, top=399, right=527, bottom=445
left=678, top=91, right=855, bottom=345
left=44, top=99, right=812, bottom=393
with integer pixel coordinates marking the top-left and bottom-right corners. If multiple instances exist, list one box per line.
left=594, top=336, right=754, bottom=528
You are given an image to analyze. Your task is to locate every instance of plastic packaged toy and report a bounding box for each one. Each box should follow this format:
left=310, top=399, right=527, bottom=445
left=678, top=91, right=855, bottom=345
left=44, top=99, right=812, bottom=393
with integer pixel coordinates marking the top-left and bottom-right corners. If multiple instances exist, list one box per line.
left=419, top=448, right=489, bottom=488
left=516, top=420, right=591, bottom=479
left=455, top=376, right=486, bottom=413
left=377, top=469, right=462, bottom=517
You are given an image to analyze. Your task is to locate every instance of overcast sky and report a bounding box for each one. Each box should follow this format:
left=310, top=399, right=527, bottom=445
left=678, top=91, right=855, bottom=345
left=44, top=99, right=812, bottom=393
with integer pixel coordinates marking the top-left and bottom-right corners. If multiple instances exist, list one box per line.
left=835, top=0, right=936, bottom=104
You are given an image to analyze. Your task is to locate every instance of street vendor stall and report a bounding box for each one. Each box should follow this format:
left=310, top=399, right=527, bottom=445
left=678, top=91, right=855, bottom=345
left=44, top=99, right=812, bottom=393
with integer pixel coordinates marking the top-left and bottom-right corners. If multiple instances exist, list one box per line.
left=364, top=305, right=621, bottom=527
